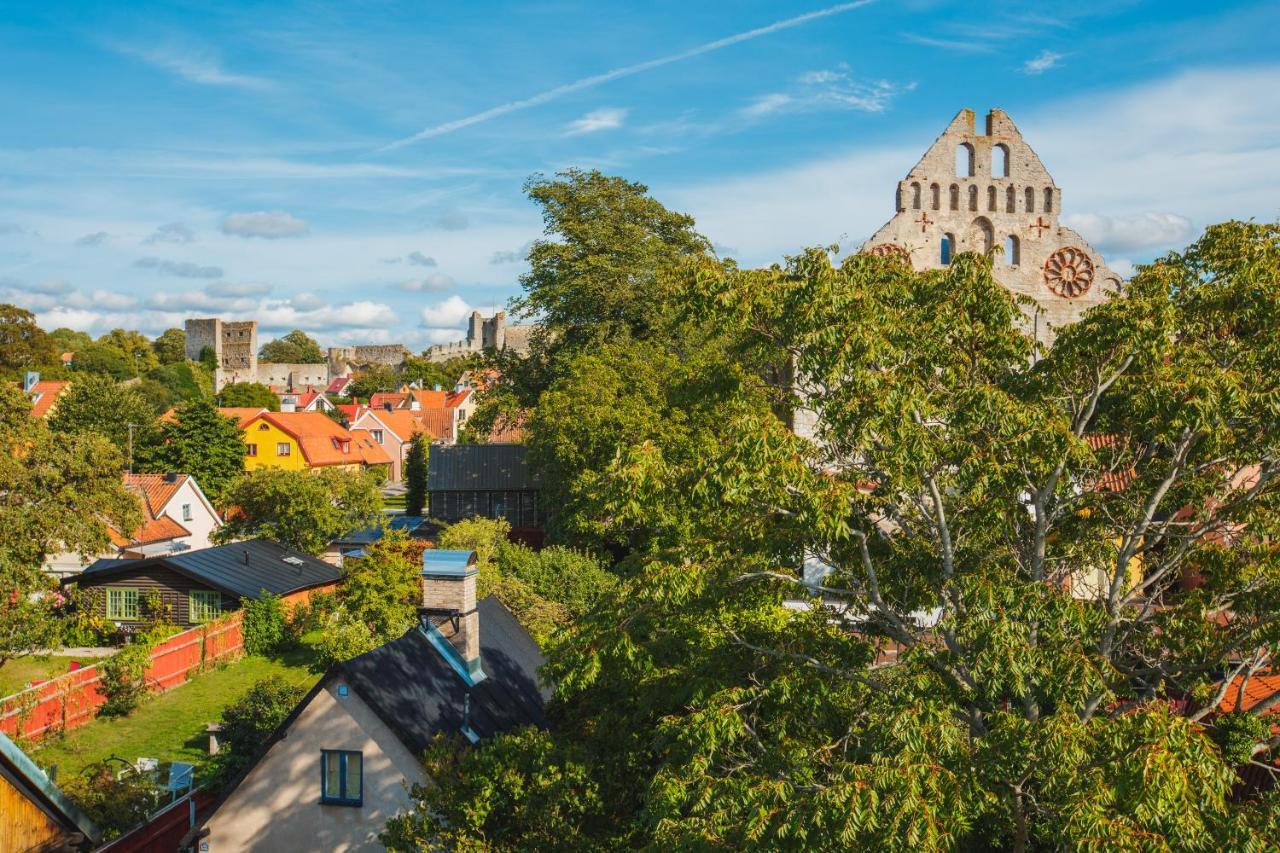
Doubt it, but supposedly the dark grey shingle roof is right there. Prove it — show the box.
[427,444,540,492]
[339,597,548,753]
[73,539,341,599]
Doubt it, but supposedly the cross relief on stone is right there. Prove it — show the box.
[1030,216,1051,238]
[915,212,933,232]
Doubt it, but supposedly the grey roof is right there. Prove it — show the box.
[427,443,540,492]
[339,597,549,753]
[71,539,341,599]
[331,515,427,547]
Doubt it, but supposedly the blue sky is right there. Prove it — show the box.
[1,0,1277,348]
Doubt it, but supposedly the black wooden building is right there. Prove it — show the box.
[428,444,545,540]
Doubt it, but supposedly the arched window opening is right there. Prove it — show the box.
[896,186,904,212]
[941,233,955,265]
[1044,187,1054,213]
[968,185,978,211]
[987,185,997,212]
[992,144,1010,178]
[956,143,975,177]
[1025,186,1035,213]
[1006,186,1016,213]
[949,184,959,210]
[973,218,994,255]
[930,183,940,210]
[1004,235,1020,266]
[911,182,922,210]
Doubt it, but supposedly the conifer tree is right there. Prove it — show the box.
[404,435,428,516]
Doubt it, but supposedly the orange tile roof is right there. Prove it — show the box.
[417,408,455,442]
[363,409,429,443]
[107,473,194,547]
[125,473,187,516]
[408,388,447,409]
[251,411,391,468]
[445,388,471,408]
[109,514,190,547]
[219,407,270,428]
[27,380,69,418]
[1217,672,1280,715]
[349,429,394,466]
[368,392,407,409]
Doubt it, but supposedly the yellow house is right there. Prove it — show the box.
[235,411,392,475]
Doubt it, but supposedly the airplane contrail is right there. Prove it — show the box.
[379,1,875,151]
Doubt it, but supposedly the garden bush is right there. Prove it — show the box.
[242,593,286,656]
[98,640,152,717]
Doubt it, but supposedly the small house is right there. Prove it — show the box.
[193,550,547,851]
[427,444,544,542]
[0,730,99,850]
[65,540,341,630]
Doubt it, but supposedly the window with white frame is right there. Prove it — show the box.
[277,442,291,456]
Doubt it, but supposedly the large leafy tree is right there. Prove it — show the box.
[149,400,246,504]
[98,329,159,376]
[217,381,280,411]
[390,222,1280,849]
[151,328,187,365]
[259,329,325,364]
[215,467,382,554]
[0,304,56,374]
[0,384,140,669]
[340,528,421,641]
[49,373,162,468]
[347,364,399,400]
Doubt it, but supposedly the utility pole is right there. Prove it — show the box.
[126,422,135,475]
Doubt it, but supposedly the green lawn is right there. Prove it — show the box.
[384,493,407,509]
[0,655,84,699]
[34,643,320,781]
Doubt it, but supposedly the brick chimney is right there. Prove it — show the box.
[421,550,483,680]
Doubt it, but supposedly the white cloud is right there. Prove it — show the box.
[381,0,875,148]
[407,251,437,267]
[420,294,473,329]
[90,289,137,310]
[74,231,109,247]
[108,42,273,91]
[741,71,911,119]
[400,274,456,293]
[1023,50,1064,74]
[30,278,76,296]
[134,256,224,278]
[258,298,397,331]
[742,94,793,117]
[220,210,309,239]
[567,107,629,135]
[144,222,196,244]
[1062,213,1193,254]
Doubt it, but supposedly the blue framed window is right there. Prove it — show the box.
[320,750,362,806]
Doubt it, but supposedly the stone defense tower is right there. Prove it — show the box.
[863,108,1122,338]
[184,318,258,391]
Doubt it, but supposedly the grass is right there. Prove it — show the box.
[383,493,407,510]
[0,655,85,698]
[34,642,321,781]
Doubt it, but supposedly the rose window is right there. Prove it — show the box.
[1043,247,1095,298]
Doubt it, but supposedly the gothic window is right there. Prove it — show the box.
[1004,235,1020,266]
[973,218,994,254]
[930,183,940,210]
[1044,187,1054,213]
[956,143,975,177]
[993,144,1010,177]
[941,233,955,265]
[987,185,997,212]
[1006,186,1016,213]
[968,185,978,211]
[949,184,959,211]
[1025,186,1035,213]
[911,182,922,210]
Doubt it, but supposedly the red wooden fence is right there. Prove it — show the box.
[0,613,244,742]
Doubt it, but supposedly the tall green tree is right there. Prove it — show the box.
[347,364,399,400]
[151,328,187,364]
[390,223,1280,850]
[146,361,213,405]
[149,400,246,504]
[0,304,56,374]
[341,528,421,641]
[215,468,382,554]
[403,435,428,516]
[259,329,325,364]
[0,384,139,669]
[98,329,159,376]
[48,374,162,468]
[217,381,280,411]
[69,341,133,379]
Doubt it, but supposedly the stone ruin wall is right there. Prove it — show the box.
[255,362,332,390]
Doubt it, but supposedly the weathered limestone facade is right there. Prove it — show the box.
[184,318,260,390]
[423,310,536,362]
[863,108,1122,338]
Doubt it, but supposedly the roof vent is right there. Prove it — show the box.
[283,556,305,566]
[164,472,178,483]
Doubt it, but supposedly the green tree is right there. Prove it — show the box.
[48,373,162,467]
[259,329,325,364]
[0,304,56,374]
[206,676,307,788]
[393,223,1280,849]
[135,377,174,414]
[151,327,187,364]
[47,327,93,355]
[347,364,399,400]
[146,360,213,405]
[149,399,246,503]
[61,763,163,842]
[216,468,382,554]
[341,528,421,641]
[98,329,159,376]
[400,355,472,390]
[403,435,428,515]
[217,381,280,411]
[69,341,133,379]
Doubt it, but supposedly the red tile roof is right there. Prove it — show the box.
[125,473,187,516]
[1217,672,1280,715]
[108,473,194,547]
[368,392,407,409]
[27,380,69,418]
[325,376,352,395]
[218,407,270,428]
[417,409,455,442]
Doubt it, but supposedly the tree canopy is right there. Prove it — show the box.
[388,221,1280,850]
[48,374,162,468]
[149,400,246,504]
[152,328,187,364]
[215,467,382,554]
[259,329,325,364]
[0,304,56,375]
[217,381,280,411]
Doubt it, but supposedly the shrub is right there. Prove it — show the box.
[313,609,378,670]
[498,544,617,618]
[206,675,307,789]
[242,593,286,656]
[61,762,163,841]
[342,529,420,643]
[438,516,511,566]
[98,640,152,717]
